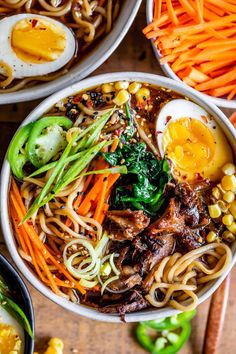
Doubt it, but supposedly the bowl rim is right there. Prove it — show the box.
[0,253,35,353]
[0,0,142,105]
[146,0,236,109]
[1,71,236,323]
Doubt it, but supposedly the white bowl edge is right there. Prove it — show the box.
[146,0,236,109]
[0,0,142,105]
[1,72,236,323]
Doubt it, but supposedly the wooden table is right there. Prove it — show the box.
[0,2,235,353]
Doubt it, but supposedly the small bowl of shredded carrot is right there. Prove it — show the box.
[144,0,236,109]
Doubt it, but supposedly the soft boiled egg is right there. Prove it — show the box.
[156,99,234,182]
[0,14,76,80]
[0,306,24,354]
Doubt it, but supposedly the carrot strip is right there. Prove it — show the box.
[195,67,236,91]
[229,112,236,128]
[178,0,196,16]
[206,0,236,12]
[183,66,210,83]
[227,87,236,100]
[77,175,104,215]
[74,174,93,209]
[10,205,28,254]
[200,59,235,74]
[154,0,162,19]
[209,68,232,78]
[166,0,179,25]
[10,181,85,294]
[204,1,225,16]
[209,83,236,97]
[195,0,204,23]
[182,77,197,87]
[110,137,119,153]
[93,177,108,222]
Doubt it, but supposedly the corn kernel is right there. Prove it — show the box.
[208,204,221,218]
[221,175,236,191]
[114,81,129,90]
[222,163,236,175]
[101,83,114,94]
[223,191,235,203]
[227,222,236,235]
[206,231,217,243]
[212,187,221,200]
[135,87,150,103]
[222,230,236,242]
[230,200,236,218]
[44,338,64,354]
[218,200,229,213]
[113,89,129,106]
[217,183,226,194]
[222,214,234,226]
[128,82,142,94]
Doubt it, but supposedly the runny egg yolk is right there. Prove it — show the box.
[11,18,66,64]
[162,117,233,182]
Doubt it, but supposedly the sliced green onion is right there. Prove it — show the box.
[101,275,119,295]
[80,165,127,177]
[109,253,120,276]
[95,232,109,256]
[79,279,98,288]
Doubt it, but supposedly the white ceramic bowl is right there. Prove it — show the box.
[1,72,236,322]
[146,0,236,109]
[0,0,141,105]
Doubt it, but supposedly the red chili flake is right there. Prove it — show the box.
[155,130,163,135]
[195,172,203,181]
[73,95,83,103]
[165,115,172,124]
[86,100,93,109]
[32,19,38,28]
[114,129,122,137]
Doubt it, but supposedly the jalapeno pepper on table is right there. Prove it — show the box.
[136,310,196,354]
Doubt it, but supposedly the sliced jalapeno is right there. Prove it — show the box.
[143,310,196,330]
[136,321,191,354]
[26,116,73,168]
[8,122,34,180]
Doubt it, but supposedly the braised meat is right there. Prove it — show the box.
[106,209,150,241]
[100,290,148,317]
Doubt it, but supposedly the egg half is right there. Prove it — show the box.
[156,99,234,182]
[0,14,76,80]
[0,306,24,353]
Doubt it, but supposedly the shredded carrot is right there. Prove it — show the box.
[229,112,236,128]
[74,173,93,209]
[143,1,236,99]
[77,175,104,216]
[227,87,236,100]
[209,84,236,97]
[97,203,109,225]
[10,180,86,295]
[195,67,236,91]
[93,176,108,221]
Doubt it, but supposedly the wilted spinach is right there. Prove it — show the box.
[103,142,170,215]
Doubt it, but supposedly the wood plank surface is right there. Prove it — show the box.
[0,2,235,353]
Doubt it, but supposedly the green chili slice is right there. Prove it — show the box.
[8,122,34,180]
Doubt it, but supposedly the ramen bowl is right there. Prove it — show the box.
[1,72,236,322]
[146,0,236,110]
[0,253,35,353]
[0,0,141,105]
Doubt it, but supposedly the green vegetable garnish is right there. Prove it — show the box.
[136,311,196,354]
[0,276,33,338]
[103,142,170,215]
[8,122,34,180]
[26,116,73,168]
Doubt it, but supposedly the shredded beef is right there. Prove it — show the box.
[106,209,150,241]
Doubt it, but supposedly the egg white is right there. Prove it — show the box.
[0,14,76,78]
[0,306,24,353]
